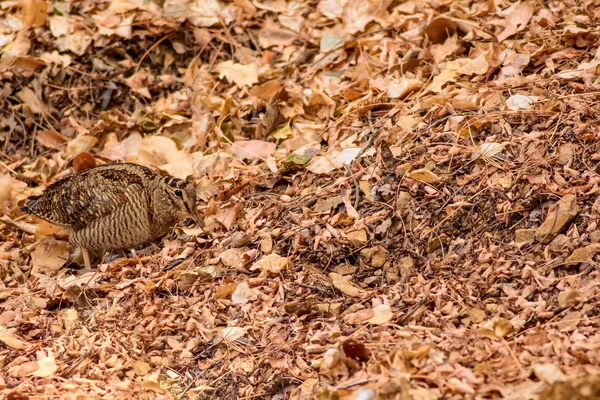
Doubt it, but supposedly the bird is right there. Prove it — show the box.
[21,162,198,270]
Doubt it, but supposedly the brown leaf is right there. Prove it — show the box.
[329,272,364,297]
[0,326,28,350]
[231,140,276,160]
[17,87,48,115]
[423,17,457,44]
[22,0,49,28]
[536,194,579,244]
[215,61,259,88]
[31,238,70,275]
[342,340,370,361]
[36,129,68,149]
[497,2,534,42]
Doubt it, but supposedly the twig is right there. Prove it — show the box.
[296,282,328,293]
[343,111,380,211]
[0,159,18,175]
[61,351,97,378]
[135,32,175,73]
[344,164,361,211]
[0,216,36,235]
[397,298,429,325]
[354,110,380,160]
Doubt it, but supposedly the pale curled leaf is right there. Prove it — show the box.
[217,326,246,342]
[497,2,534,42]
[17,87,47,115]
[30,355,58,377]
[31,238,70,275]
[0,325,28,350]
[231,140,276,160]
[231,281,256,304]
[408,169,441,184]
[506,94,538,110]
[249,253,288,276]
[367,304,393,325]
[215,60,258,88]
[329,272,364,297]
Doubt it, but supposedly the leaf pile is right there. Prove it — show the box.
[2,0,600,399]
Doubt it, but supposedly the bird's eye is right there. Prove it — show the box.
[174,189,183,198]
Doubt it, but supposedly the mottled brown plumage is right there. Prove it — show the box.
[22,163,198,270]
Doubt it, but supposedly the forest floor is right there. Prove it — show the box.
[2,0,600,399]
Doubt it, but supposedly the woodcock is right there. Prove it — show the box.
[22,162,198,270]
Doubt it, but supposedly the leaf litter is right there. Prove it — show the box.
[1,0,600,399]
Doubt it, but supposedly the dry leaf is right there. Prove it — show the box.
[250,253,288,276]
[231,140,276,160]
[506,94,538,110]
[215,60,259,88]
[0,325,28,350]
[497,2,534,42]
[31,238,70,274]
[30,353,58,377]
[66,135,98,158]
[36,130,68,149]
[408,169,441,184]
[217,326,246,342]
[367,304,393,325]
[329,272,364,297]
[17,87,47,115]
[231,282,256,304]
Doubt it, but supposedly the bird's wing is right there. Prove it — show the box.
[24,165,151,231]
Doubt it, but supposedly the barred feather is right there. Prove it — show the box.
[22,163,197,251]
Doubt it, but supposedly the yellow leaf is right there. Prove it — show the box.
[408,169,441,184]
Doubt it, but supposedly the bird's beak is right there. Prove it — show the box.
[190,207,202,226]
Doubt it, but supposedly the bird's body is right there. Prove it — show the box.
[22,162,197,269]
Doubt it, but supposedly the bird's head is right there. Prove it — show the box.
[159,176,199,223]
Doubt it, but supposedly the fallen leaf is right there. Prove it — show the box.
[346,230,368,247]
[408,169,441,184]
[231,140,276,160]
[250,253,288,276]
[36,129,68,149]
[215,60,259,88]
[17,87,47,115]
[329,272,364,297]
[231,281,256,304]
[367,304,393,325]
[31,238,70,275]
[30,354,58,377]
[0,326,28,350]
[556,311,582,332]
[66,135,98,158]
[497,2,534,42]
[217,326,246,342]
[507,94,538,110]
[533,363,567,385]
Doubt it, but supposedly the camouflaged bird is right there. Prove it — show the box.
[22,162,198,270]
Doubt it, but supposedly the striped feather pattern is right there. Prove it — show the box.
[23,162,197,251]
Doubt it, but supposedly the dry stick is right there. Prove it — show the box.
[344,111,380,210]
[355,110,380,160]
[344,164,361,211]
[135,32,175,73]
[0,159,18,175]
[61,350,97,378]
[397,298,429,325]
[0,216,36,235]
